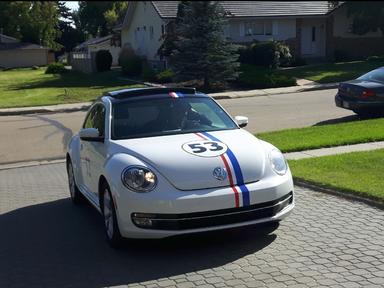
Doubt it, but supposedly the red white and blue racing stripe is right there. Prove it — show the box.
[169,91,184,98]
[195,132,251,208]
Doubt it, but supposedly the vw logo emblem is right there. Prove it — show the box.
[213,167,227,181]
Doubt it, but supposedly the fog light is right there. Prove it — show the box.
[132,213,154,227]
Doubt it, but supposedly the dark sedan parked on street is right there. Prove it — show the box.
[335,67,384,116]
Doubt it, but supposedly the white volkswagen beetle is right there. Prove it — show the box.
[66,87,294,246]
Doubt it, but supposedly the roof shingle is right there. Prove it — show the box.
[151,1,340,19]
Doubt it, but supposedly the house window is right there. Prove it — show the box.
[245,22,252,36]
[252,22,264,35]
[150,26,154,40]
[243,21,272,36]
[265,22,272,35]
[312,26,316,41]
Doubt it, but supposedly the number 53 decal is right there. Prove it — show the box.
[182,140,228,157]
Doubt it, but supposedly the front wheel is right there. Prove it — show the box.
[101,182,123,248]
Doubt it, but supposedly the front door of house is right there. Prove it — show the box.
[301,25,317,56]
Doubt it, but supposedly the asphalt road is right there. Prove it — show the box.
[0,88,357,164]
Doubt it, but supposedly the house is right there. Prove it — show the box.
[0,34,54,68]
[120,1,384,67]
[72,34,121,66]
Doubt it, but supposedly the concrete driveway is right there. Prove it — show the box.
[1,163,383,288]
[0,88,357,164]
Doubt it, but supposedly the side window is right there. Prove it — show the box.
[93,105,106,137]
[83,106,97,129]
[82,104,106,137]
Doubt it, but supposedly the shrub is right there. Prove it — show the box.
[366,55,384,62]
[156,69,175,83]
[237,64,296,89]
[141,62,157,81]
[45,62,67,74]
[334,50,350,62]
[95,50,112,72]
[239,41,292,68]
[118,47,143,76]
[290,57,307,67]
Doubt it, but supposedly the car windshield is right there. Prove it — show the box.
[111,96,238,140]
[358,68,384,84]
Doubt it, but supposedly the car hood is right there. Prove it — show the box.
[111,129,267,190]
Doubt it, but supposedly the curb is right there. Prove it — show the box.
[294,178,384,210]
[0,158,65,171]
[0,103,92,116]
[0,83,338,116]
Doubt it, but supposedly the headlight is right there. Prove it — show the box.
[122,166,157,192]
[269,149,287,176]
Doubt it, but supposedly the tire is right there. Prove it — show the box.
[67,160,84,205]
[101,182,123,248]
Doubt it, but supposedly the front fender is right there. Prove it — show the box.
[67,135,82,182]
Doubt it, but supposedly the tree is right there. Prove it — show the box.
[0,1,62,50]
[104,2,128,31]
[56,1,85,53]
[169,1,239,89]
[344,1,384,36]
[158,1,189,59]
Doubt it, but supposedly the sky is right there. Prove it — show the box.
[64,1,79,12]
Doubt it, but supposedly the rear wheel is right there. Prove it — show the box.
[101,182,123,248]
[67,160,83,204]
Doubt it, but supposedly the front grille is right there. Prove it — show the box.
[132,191,293,230]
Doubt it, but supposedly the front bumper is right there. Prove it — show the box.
[112,171,294,239]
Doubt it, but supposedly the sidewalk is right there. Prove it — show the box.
[0,141,383,171]
[0,81,338,116]
[284,141,384,160]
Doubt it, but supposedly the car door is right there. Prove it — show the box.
[79,105,97,193]
[85,104,107,196]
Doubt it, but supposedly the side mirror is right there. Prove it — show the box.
[235,116,248,128]
[79,128,104,142]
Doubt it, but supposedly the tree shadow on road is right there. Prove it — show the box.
[0,199,277,287]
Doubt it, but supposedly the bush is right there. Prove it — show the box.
[141,62,157,81]
[118,47,143,76]
[290,57,307,67]
[334,50,351,62]
[95,50,112,72]
[366,55,384,62]
[156,69,175,83]
[239,41,292,68]
[237,64,296,89]
[45,62,67,74]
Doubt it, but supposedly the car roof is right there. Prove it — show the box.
[104,87,208,100]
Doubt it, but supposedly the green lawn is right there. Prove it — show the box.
[0,67,143,108]
[279,59,384,83]
[257,117,384,153]
[289,149,384,202]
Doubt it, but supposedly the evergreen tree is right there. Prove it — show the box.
[169,1,239,89]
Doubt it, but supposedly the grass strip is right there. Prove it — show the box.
[288,149,384,202]
[257,117,384,153]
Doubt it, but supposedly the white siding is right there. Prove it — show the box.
[0,49,48,68]
[333,6,381,38]
[228,18,296,43]
[121,2,165,61]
